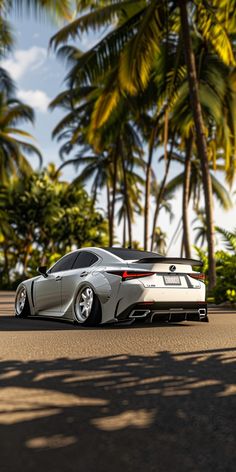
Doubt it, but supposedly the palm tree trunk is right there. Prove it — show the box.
[120,143,132,246]
[23,233,33,276]
[179,0,216,289]
[144,126,157,250]
[182,135,193,258]
[123,211,126,247]
[167,217,182,254]
[106,182,112,244]
[150,133,175,250]
[110,147,118,246]
[3,245,10,286]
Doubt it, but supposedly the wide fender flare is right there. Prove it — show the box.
[80,271,112,304]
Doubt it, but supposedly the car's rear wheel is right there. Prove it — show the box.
[74,286,102,326]
[15,286,30,318]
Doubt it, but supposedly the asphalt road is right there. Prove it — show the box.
[0,292,235,472]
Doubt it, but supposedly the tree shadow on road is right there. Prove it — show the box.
[0,349,235,472]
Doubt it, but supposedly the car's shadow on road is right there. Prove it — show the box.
[0,316,78,331]
[0,315,196,331]
[0,348,235,472]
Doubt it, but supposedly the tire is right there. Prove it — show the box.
[15,285,31,318]
[74,285,102,326]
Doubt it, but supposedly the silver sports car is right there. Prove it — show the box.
[15,247,208,325]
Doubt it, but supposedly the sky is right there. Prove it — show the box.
[1,12,236,254]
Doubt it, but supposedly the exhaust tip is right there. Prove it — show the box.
[129,309,150,319]
[198,308,206,319]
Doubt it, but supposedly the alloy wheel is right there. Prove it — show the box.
[75,287,94,323]
[16,286,27,316]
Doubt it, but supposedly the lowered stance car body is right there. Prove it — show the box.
[15,247,208,325]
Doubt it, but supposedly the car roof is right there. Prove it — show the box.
[57,247,162,264]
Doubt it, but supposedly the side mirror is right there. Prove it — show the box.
[37,266,48,278]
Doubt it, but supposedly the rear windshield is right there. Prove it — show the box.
[103,247,161,260]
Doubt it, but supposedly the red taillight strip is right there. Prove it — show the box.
[188,273,205,281]
[107,270,154,281]
[122,271,154,280]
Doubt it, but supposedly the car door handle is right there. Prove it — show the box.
[55,276,62,281]
[80,271,88,277]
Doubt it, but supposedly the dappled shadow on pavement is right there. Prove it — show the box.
[0,349,235,472]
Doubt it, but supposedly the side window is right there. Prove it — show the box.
[72,251,98,269]
[50,252,79,273]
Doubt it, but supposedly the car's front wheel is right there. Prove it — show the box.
[15,286,30,318]
[74,286,102,326]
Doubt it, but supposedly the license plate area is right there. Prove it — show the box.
[163,275,181,285]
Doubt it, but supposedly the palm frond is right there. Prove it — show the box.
[0,103,34,127]
[216,226,236,252]
[14,141,43,167]
[50,1,142,49]
[165,172,185,193]
[210,173,233,210]
[119,1,165,94]
[196,3,235,66]
[90,71,121,130]
[0,67,15,95]
[12,0,72,22]
[60,7,146,87]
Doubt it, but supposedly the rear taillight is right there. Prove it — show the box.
[107,270,154,281]
[188,273,205,281]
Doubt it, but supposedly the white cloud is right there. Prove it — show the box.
[1,46,47,80]
[17,89,50,113]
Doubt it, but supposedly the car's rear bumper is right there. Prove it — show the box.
[116,301,208,323]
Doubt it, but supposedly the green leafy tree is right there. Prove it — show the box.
[0,165,108,286]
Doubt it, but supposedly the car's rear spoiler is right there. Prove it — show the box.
[133,257,203,266]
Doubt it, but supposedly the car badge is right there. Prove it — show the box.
[169,265,176,272]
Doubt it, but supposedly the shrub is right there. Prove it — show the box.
[212,252,236,304]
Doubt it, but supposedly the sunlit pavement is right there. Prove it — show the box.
[0,292,235,472]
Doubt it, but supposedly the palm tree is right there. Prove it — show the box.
[154,41,236,256]
[175,49,236,255]
[192,209,208,248]
[50,1,236,286]
[51,6,180,251]
[152,227,167,255]
[166,157,233,253]
[0,185,16,285]
[58,152,115,239]
[51,79,145,246]
[116,168,144,247]
[150,130,177,251]
[0,0,72,178]
[150,177,174,249]
[0,89,42,181]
